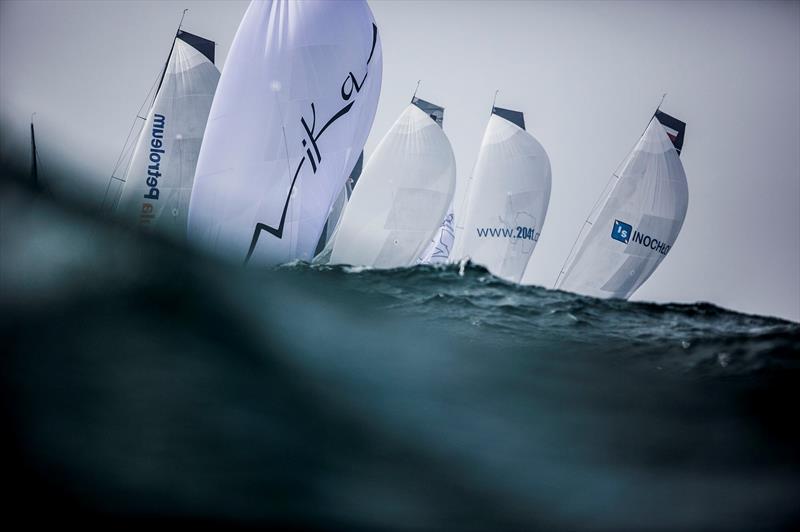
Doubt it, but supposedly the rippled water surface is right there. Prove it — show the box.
[2,177,799,530]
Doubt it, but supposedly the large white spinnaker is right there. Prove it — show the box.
[114,30,219,238]
[187,0,382,265]
[555,110,688,299]
[329,96,456,268]
[450,107,551,283]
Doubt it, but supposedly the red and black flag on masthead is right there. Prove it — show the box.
[654,109,686,156]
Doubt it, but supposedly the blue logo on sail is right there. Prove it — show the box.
[611,219,632,244]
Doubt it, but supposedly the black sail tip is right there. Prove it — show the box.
[176,30,216,64]
[412,96,445,128]
[492,106,525,130]
[654,109,686,155]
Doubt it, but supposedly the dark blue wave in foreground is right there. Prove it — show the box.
[285,261,799,376]
[2,174,799,531]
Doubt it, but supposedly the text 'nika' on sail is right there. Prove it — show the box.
[555,109,688,300]
[109,27,219,239]
[328,95,456,268]
[187,0,382,266]
[450,105,552,284]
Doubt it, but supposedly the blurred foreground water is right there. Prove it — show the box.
[1,171,799,530]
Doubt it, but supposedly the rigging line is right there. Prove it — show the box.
[102,70,161,211]
[554,110,654,288]
[178,8,188,31]
[153,9,186,101]
[492,89,499,111]
[110,67,162,178]
[412,80,421,101]
[553,171,622,288]
[656,92,667,113]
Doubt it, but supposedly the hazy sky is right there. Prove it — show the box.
[1,0,798,321]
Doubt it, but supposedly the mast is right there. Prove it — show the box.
[155,9,188,96]
[30,114,38,188]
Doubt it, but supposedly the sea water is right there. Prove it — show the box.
[2,175,798,530]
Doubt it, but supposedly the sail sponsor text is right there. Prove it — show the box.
[140,113,166,225]
[476,225,539,242]
[611,219,672,255]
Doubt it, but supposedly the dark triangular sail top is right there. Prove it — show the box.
[412,96,444,128]
[654,109,686,155]
[177,30,215,64]
[492,106,525,130]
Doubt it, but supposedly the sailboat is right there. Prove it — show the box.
[450,104,552,284]
[554,108,688,299]
[327,94,456,268]
[187,0,383,266]
[104,15,219,239]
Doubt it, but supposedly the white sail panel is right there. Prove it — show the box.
[451,110,551,283]
[555,112,688,299]
[329,102,456,268]
[115,34,219,238]
[187,0,382,265]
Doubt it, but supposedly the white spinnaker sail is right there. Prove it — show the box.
[115,31,219,238]
[450,108,551,283]
[555,110,688,299]
[187,0,382,265]
[329,98,456,268]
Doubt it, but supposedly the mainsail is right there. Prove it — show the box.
[450,106,551,283]
[555,109,688,299]
[328,96,456,268]
[112,29,219,238]
[187,0,383,265]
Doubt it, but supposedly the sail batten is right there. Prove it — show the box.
[555,110,689,299]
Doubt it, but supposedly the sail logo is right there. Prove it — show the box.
[245,23,380,262]
[140,113,166,225]
[476,226,538,241]
[611,219,672,255]
[611,219,631,244]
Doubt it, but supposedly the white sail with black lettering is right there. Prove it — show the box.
[328,96,456,268]
[450,107,551,283]
[114,30,219,238]
[187,0,382,265]
[555,110,688,299]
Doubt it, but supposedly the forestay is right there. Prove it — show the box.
[329,97,456,268]
[115,30,219,238]
[187,0,382,265]
[555,110,688,299]
[450,107,551,283]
